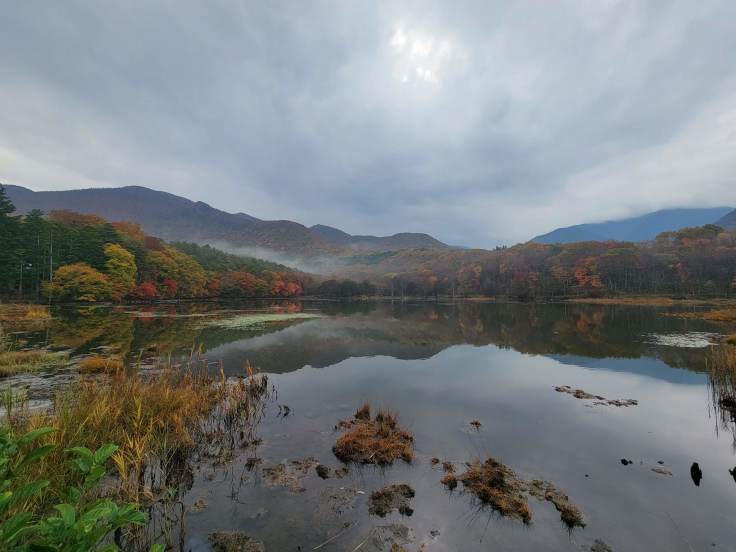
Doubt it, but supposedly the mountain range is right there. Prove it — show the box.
[4,184,448,258]
[6,183,736,260]
[532,207,735,244]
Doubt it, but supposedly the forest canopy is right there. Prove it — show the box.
[0,185,306,302]
[2,184,736,302]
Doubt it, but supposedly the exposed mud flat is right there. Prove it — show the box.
[588,540,613,552]
[262,457,319,493]
[208,532,265,551]
[318,486,364,517]
[555,385,638,407]
[357,524,414,552]
[369,484,415,517]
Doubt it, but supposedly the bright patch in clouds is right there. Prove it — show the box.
[390,25,455,85]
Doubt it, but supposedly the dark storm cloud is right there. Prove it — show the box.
[2,0,736,247]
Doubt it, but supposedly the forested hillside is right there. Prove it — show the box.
[0,185,306,302]
[339,226,736,299]
[5,184,448,257]
[3,184,736,302]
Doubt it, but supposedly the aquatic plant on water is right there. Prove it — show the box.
[205,312,322,330]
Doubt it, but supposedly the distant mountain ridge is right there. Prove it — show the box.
[3,184,448,258]
[532,207,734,244]
[716,208,736,230]
[310,224,446,250]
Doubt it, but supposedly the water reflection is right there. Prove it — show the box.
[5,301,724,376]
[4,300,736,550]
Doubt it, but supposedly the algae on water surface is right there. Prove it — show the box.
[205,313,322,330]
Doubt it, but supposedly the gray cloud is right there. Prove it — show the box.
[1,0,735,247]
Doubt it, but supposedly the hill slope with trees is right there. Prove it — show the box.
[5,184,448,258]
[0,185,306,302]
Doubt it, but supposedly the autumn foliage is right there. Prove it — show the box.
[0,185,306,302]
[339,225,736,299]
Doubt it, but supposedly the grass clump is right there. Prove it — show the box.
[445,458,532,524]
[7,359,271,511]
[709,344,736,437]
[441,456,585,529]
[672,306,736,323]
[0,350,69,377]
[0,304,51,322]
[526,479,585,529]
[333,403,414,465]
[77,355,125,373]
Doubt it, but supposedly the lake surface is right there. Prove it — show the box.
[5,300,736,551]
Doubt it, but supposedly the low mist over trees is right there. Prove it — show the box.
[0,185,305,302]
[2,183,736,302]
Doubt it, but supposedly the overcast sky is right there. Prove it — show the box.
[2,1,736,247]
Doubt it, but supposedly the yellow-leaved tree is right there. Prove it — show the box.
[104,243,137,301]
[45,263,113,302]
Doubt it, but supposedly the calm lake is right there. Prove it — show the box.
[5,300,736,551]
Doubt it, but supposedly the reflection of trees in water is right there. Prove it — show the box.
[50,306,135,356]
[45,301,317,362]
[205,301,720,376]
[359,302,717,372]
[43,301,721,376]
[708,345,736,444]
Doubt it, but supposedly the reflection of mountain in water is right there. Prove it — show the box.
[204,302,723,377]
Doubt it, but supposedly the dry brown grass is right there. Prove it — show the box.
[440,473,458,490]
[526,479,585,529]
[699,307,736,323]
[0,303,51,321]
[667,306,736,323]
[333,403,414,465]
[445,458,532,523]
[0,350,69,376]
[441,457,585,528]
[9,358,271,509]
[77,355,125,373]
[726,334,736,346]
[709,344,736,438]
[567,296,735,306]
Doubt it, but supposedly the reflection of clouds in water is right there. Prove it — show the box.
[645,332,722,348]
[209,318,348,353]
